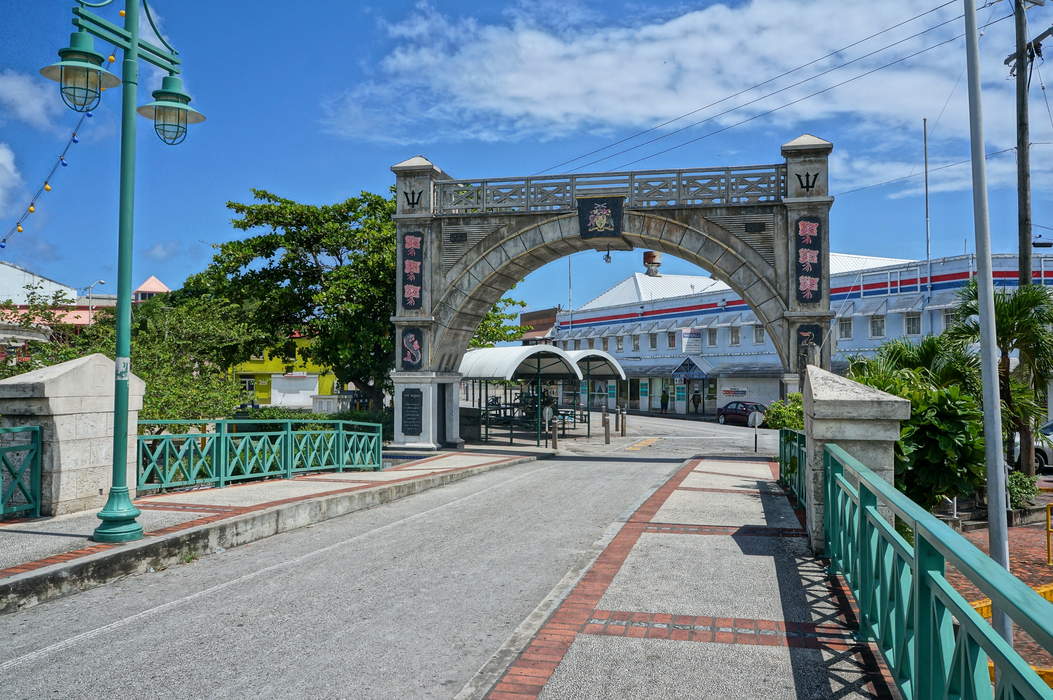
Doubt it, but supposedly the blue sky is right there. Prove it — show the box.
[0,0,1051,311]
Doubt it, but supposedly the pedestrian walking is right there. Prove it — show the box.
[691,389,701,415]
[660,388,669,414]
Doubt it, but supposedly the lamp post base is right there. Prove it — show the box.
[92,486,143,542]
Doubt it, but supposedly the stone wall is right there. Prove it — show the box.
[0,354,144,516]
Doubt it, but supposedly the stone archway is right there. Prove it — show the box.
[390,135,834,448]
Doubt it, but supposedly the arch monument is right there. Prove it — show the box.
[390,134,834,448]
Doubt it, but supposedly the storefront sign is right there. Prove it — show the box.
[794,216,823,303]
[401,388,423,436]
[721,388,748,397]
[576,196,623,239]
[401,231,424,310]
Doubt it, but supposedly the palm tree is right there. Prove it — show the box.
[946,280,1053,475]
[862,335,981,395]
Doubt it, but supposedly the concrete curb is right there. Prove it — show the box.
[0,455,539,615]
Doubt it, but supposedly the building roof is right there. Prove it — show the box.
[563,349,626,380]
[575,253,914,311]
[458,345,582,380]
[135,276,170,294]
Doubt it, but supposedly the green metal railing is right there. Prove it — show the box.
[778,428,807,505]
[824,443,1053,699]
[0,426,42,519]
[137,419,383,492]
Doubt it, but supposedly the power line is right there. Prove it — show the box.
[570,6,1001,173]
[835,146,1016,196]
[614,12,1014,170]
[535,0,985,175]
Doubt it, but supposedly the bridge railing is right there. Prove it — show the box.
[435,164,786,215]
[777,428,807,506]
[0,426,41,519]
[137,419,383,492]
[824,442,1053,699]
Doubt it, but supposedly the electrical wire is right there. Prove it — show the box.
[835,147,1017,196]
[612,12,1014,170]
[534,0,968,175]
[571,8,991,173]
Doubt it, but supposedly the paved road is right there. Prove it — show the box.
[0,454,684,699]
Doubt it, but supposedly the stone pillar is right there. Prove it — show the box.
[781,135,835,375]
[803,365,910,553]
[0,354,145,516]
[390,155,458,449]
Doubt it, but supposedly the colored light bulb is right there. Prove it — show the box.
[44,183,52,192]
[85,112,93,118]
[0,241,6,249]
[60,158,68,167]
[119,9,126,16]
[72,133,79,144]
[28,204,34,213]
[16,225,23,233]
[108,55,116,64]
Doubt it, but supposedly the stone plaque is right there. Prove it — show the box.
[401,388,423,436]
[401,231,424,310]
[401,327,423,371]
[794,217,823,304]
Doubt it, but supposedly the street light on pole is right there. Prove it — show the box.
[40,0,205,543]
[83,279,105,323]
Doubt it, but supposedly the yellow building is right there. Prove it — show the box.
[234,339,339,407]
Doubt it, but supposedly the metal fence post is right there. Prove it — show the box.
[30,426,41,519]
[912,532,945,698]
[284,421,294,479]
[216,421,228,488]
[374,423,382,470]
[337,422,346,472]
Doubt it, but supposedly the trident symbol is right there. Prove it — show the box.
[796,172,819,192]
[403,189,423,207]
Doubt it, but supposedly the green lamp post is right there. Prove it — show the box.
[40,0,205,543]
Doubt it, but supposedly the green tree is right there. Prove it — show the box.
[945,280,1053,475]
[0,292,247,425]
[469,296,530,349]
[184,189,397,410]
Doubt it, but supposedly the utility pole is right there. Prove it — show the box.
[923,119,932,296]
[1005,4,1050,285]
[965,0,1013,644]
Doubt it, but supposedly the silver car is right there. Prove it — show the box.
[1014,420,1053,470]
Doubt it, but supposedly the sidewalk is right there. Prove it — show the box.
[481,456,897,699]
[0,448,548,612]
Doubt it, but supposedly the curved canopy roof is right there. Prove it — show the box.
[458,345,582,381]
[563,349,627,380]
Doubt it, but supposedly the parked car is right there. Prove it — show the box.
[716,400,767,426]
[1012,419,1052,470]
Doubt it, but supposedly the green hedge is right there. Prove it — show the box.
[232,406,393,442]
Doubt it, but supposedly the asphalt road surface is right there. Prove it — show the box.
[0,417,775,698]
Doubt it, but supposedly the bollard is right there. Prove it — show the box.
[550,418,559,450]
[620,408,627,437]
[603,412,611,445]
[614,408,620,432]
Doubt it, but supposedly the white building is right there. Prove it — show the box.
[0,261,77,304]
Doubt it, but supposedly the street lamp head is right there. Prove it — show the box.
[39,31,120,113]
[136,75,205,145]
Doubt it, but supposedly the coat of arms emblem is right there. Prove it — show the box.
[586,202,615,233]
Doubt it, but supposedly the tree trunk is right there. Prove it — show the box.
[1020,422,1036,476]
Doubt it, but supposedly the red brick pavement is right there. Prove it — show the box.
[485,458,895,699]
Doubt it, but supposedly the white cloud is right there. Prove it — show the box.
[143,240,182,261]
[0,143,23,215]
[323,0,1042,191]
[0,70,61,130]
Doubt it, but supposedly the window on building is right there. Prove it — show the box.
[838,318,853,340]
[869,315,885,338]
[667,331,676,348]
[753,325,765,344]
[587,338,595,349]
[574,339,581,350]
[239,376,255,393]
[615,336,624,352]
[632,335,640,351]
[729,326,740,346]
[601,337,609,351]
[706,328,717,346]
[943,308,955,330]
[904,313,921,336]
[649,333,657,349]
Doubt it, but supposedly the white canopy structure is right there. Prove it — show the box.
[563,349,627,380]
[458,345,583,381]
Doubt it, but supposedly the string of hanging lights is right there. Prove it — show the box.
[1,38,122,251]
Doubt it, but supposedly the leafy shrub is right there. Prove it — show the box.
[1007,471,1039,509]
[848,365,986,512]
[764,393,804,430]
[232,405,392,441]
[333,408,393,442]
